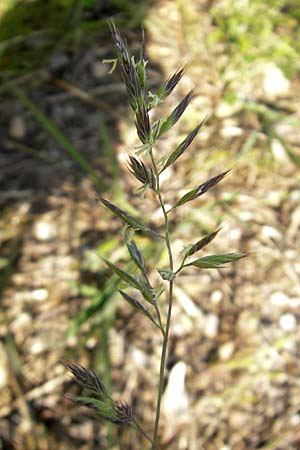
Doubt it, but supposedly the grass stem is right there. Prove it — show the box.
[150,150,174,450]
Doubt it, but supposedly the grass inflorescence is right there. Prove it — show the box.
[64,19,246,449]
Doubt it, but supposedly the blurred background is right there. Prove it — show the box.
[1,0,300,449]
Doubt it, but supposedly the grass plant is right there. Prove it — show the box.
[65,20,246,449]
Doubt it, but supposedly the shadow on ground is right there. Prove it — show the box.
[0,1,159,449]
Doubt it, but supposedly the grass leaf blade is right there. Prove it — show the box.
[103,259,141,290]
[99,197,162,238]
[163,120,205,171]
[185,252,247,269]
[183,228,222,258]
[119,290,160,328]
[175,169,230,207]
[126,239,147,278]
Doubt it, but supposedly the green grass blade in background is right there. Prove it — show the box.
[98,111,119,180]
[12,87,105,190]
[63,277,120,341]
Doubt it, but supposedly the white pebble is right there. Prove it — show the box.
[163,361,189,418]
[271,139,290,164]
[229,410,249,429]
[10,312,32,333]
[221,125,243,138]
[30,340,46,355]
[86,337,97,349]
[216,100,243,118]
[279,313,296,332]
[9,116,27,139]
[203,314,219,338]
[270,292,289,307]
[34,220,56,241]
[261,225,281,241]
[227,227,242,242]
[0,344,8,389]
[218,341,235,361]
[262,63,290,98]
[211,290,223,304]
[131,347,147,367]
[174,286,202,319]
[31,288,48,302]
[290,414,300,426]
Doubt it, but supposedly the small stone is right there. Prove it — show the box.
[9,116,27,139]
[34,219,56,241]
[237,210,254,221]
[237,311,259,335]
[203,314,219,338]
[69,420,93,439]
[91,61,108,78]
[86,337,97,349]
[31,288,48,302]
[131,347,148,367]
[271,139,290,164]
[0,344,8,389]
[270,292,289,307]
[10,312,32,333]
[163,361,189,418]
[261,225,281,242]
[216,99,243,118]
[279,313,296,332]
[265,190,283,206]
[290,414,300,426]
[290,190,300,201]
[109,330,124,366]
[218,341,235,361]
[227,227,242,242]
[174,286,202,319]
[66,336,78,348]
[220,124,243,138]
[229,410,250,429]
[211,290,223,304]
[30,340,46,355]
[262,63,290,98]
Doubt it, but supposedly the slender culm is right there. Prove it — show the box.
[64,20,246,449]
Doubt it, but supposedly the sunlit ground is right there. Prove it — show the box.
[1,0,300,449]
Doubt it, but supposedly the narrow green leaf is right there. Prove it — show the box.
[126,239,147,277]
[104,259,153,304]
[119,290,159,328]
[175,169,230,207]
[103,259,141,290]
[182,228,221,258]
[163,120,205,170]
[161,68,185,99]
[185,252,247,269]
[136,58,148,95]
[151,117,170,141]
[152,90,194,141]
[175,187,199,208]
[150,68,185,109]
[286,148,300,168]
[99,197,162,239]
